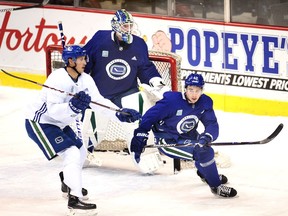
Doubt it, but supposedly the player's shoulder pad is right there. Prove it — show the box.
[199,94,213,109]
[49,68,66,79]
[162,91,182,102]
[45,68,68,86]
[81,73,95,85]
[132,34,147,45]
[94,30,112,39]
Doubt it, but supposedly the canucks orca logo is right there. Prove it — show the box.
[106,59,131,80]
[176,115,199,134]
[55,136,64,144]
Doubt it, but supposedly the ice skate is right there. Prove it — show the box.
[197,170,228,184]
[210,185,237,198]
[67,194,97,216]
[59,172,89,200]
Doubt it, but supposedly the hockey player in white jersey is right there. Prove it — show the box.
[130,73,237,198]
[82,9,170,173]
[25,45,141,215]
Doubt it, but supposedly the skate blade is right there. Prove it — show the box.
[62,193,89,200]
[212,194,239,199]
[67,208,98,216]
[211,190,239,199]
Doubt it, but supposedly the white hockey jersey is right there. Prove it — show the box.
[25,68,120,129]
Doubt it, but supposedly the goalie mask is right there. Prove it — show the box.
[111,9,134,44]
[185,73,205,88]
[62,45,88,65]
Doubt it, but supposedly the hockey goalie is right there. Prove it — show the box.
[79,9,170,174]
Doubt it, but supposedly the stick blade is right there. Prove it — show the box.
[259,123,284,144]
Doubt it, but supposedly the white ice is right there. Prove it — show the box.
[0,86,287,216]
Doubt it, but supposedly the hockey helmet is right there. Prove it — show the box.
[62,45,87,65]
[111,9,134,44]
[185,73,205,88]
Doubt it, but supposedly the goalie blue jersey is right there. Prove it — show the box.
[139,91,219,142]
[83,30,161,100]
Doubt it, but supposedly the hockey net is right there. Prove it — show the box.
[45,45,182,151]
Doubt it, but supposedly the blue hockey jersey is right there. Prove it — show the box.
[83,30,161,100]
[139,91,219,142]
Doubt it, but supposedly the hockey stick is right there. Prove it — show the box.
[0,69,129,115]
[0,0,50,12]
[58,21,66,49]
[145,123,284,148]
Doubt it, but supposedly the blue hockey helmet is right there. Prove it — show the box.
[111,9,134,44]
[185,73,205,88]
[62,45,87,65]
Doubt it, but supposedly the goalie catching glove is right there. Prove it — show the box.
[116,108,141,123]
[130,128,149,163]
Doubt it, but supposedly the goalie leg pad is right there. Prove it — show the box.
[131,151,164,174]
[82,109,98,149]
[179,150,232,169]
[83,152,103,168]
[122,92,166,174]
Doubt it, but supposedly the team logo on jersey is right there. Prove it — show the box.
[55,136,64,144]
[176,115,199,134]
[106,59,131,80]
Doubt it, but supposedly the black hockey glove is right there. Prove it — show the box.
[130,128,149,163]
[116,108,141,123]
[69,91,91,114]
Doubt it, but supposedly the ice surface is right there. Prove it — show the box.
[0,86,287,216]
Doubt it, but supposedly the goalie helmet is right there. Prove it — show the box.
[111,9,134,44]
[185,73,205,88]
[62,45,87,65]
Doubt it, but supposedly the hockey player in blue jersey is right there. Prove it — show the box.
[25,45,141,215]
[130,73,238,198]
[81,9,169,173]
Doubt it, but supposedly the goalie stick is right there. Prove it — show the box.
[0,69,130,115]
[145,123,284,148]
[0,0,50,12]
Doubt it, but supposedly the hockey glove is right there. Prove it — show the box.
[116,108,141,123]
[193,133,213,161]
[198,133,212,147]
[69,91,91,114]
[130,128,149,163]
